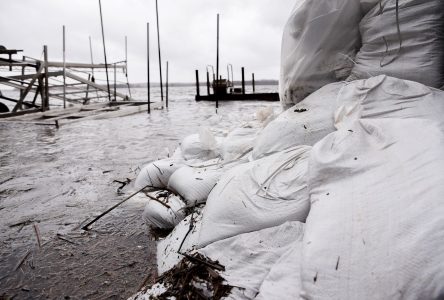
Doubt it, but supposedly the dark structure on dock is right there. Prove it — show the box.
[194,68,279,102]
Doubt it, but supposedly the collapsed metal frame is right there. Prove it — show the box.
[0,46,134,118]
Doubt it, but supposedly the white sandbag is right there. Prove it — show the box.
[157,211,203,275]
[255,234,304,300]
[167,166,223,207]
[180,128,220,161]
[134,159,184,190]
[255,106,275,126]
[301,118,444,299]
[334,75,444,131]
[360,0,379,14]
[198,145,311,248]
[221,127,258,161]
[199,221,305,299]
[142,193,186,229]
[350,0,444,88]
[129,283,168,300]
[280,0,361,108]
[253,82,342,160]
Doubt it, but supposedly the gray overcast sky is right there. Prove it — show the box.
[0,0,294,83]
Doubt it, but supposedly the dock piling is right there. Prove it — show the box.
[206,71,210,95]
[155,0,164,108]
[166,61,169,108]
[252,73,255,93]
[147,22,150,114]
[241,67,245,94]
[63,25,66,109]
[43,45,49,111]
[195,70,200,97]
[98,0,112,102]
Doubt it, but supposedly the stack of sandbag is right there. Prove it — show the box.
[255,230,304,300]
[134,158,184,190]
[157,211,203,275]
[198,145,311,248]
[167,158,246,208]
[180,127,221,161]
[168,166,222,207]
[350,0,444,88]
[252,82,342,159]
[221,127,259,161]
[280,0,361,108]
[334,75,444,130]
[199,222,304,299]
[301,76,444,299]
[141,192,187,229]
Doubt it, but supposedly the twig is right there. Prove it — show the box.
[56,233,78,245]
[179,252,225,272]
[33,223,42,248]
[145,193,171,209]
[137,272,153,292]
[14,249,31,271]
[177,213,196,254]
[81,185,150,231]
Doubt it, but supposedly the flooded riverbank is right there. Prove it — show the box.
[0,85,280,299]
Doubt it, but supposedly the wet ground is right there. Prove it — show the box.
[0,86,280,299]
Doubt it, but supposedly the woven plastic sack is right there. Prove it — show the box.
[350,0,444,88]
[280,0,361,108]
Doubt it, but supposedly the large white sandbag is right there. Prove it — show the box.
[134,159,184,189]
[360,0,380,14]
[280,0,361,108]
[221,127,258,161]
[255,233,304,300]
[301,118,444,299]
[157,211,203,275]
[180,128,220,161]
[142,193,186,229]
[334,75,444,131]
[199,221,305,299]
[198,146,311,248]
[350,0,444,88]
[253,83,342,160]
[168,166,223,207]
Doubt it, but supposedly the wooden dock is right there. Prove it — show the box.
[0,101,160,126]
[195,92,279,102]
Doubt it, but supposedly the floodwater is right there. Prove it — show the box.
[0,85,280,299]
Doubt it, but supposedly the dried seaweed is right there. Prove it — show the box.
[150,253,232,300]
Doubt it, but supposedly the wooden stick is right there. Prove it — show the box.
[14,249,31,271]
[82,185,149,231]
[33,223,42,248]
[155,0,164,107]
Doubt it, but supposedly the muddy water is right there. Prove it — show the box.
[0,86,280,299]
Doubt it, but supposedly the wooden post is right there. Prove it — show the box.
[147,22,150,114]
[125,35,132,98]
[155,0,164,108]
[20,56,25,101]
[241,67,245,94]
[206,71,210,95]
[98,0,112,102]
[43,45,49,111]
[89,36,99,101]
[63,25,66,109]
[195,70,200,96]
[166,61,169,108]
[113,63,117,101]
[216,14,220,83]
[252,73,255,93]
[83,74,91,104]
